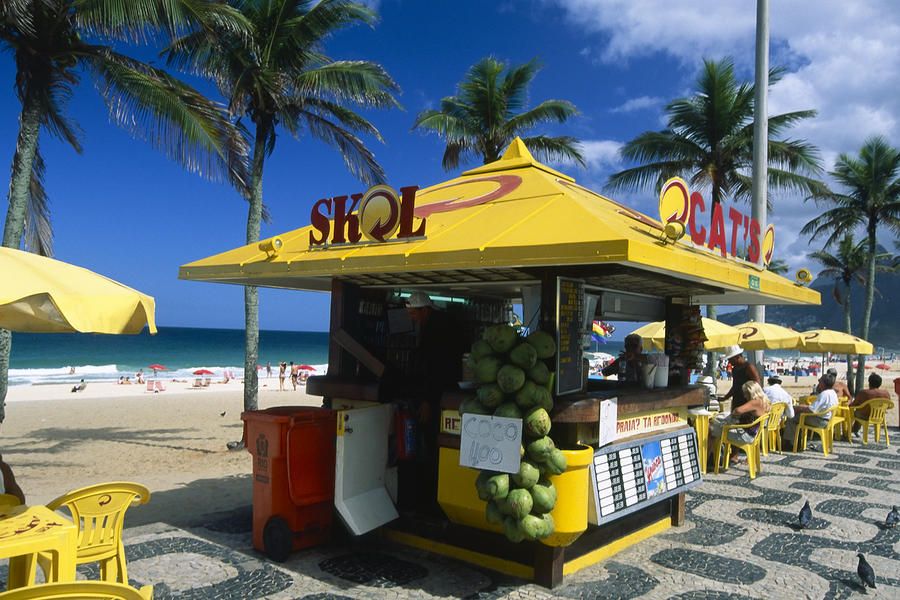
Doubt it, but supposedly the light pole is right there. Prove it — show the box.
[749,0,769,369]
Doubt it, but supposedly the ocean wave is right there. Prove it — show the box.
[8,362,329,387]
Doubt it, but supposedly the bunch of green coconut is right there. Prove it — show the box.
[460,324,568,543]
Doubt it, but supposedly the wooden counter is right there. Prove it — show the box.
[441,385,706,420]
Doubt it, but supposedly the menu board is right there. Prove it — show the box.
[555,277,585,396]
[589,427,701,525]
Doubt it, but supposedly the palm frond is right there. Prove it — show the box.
[84,46,250,195]
[294,61,400,108]
[298,109,385,185]
[504,100,579,135]
[521,135,585,167]
[23,145,52,257]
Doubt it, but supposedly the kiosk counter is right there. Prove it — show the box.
[180,139,819,587]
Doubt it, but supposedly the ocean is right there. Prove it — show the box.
[8,327,330,387]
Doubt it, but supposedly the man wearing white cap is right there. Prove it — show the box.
[721,345,760,411]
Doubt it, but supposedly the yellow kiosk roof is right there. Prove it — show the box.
[180,139,819,307]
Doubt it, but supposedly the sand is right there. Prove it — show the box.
[0,378,322,527]
[2,364,896,529]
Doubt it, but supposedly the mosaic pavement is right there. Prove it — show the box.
[3,434,899,599]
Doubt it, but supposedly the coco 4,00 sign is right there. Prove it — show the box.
[309,185,426,246]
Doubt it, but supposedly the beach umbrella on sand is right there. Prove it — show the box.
[148,364,166,373]
[734,321,802,350]
[0,247,156,334]
[630,318,741,352]
[297,364,316,371]
[800,329,874,355]
[193,369,214,376]
[876,363,891,370]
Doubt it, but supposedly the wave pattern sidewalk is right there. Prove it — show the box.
[4,436,899,599]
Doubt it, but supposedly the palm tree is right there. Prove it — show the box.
[767,259,790,275]
[809,235,875,393]
[0,0,251,420]
[802,136,900,391]
[165,0,400,412]
[413,57,584,170]
[607,58,824,375]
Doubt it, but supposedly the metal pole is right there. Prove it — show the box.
[749,0,768,371]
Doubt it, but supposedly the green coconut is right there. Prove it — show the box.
[524,407,552,438]
[476,384,505,409]
[497,364,526,394]
[493,402,522,419]
[509,342,537,370]
[503,516,526,543]
[526,436,556,463]
[526,330,557,359]
[511,460,540,489]
[474,356,503,384]
[506,488,534,520]
[484,324,519,354]
[527,361,551,385]
[471,339,494,361]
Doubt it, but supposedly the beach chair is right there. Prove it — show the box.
[35,482,150,586]
[712,414,767,479]
[0,493,22,509]
[202,377,211,387]
[191,378,202,388]
[145,381,154,392]
[851,398,893,445]
[154,380,166,392]
[0,581,153,600]
[761,403,787,456]
[794,408,843,456]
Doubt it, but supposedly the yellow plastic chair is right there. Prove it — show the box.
[794,408,843,456]
[761,403,787,456]
[0,493,22,509]
[852,398,894,445]
[712,413,767,479]
[0,581,152,599]
[36,482,150,585]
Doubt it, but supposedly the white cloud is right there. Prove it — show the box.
[610,95,663,113]
[547,0,900,262]
[579,139,623,169]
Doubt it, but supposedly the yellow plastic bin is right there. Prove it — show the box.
[437,447,502,533]
[542,444,593,547]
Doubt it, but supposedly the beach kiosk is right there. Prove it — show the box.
[180,139,819,587]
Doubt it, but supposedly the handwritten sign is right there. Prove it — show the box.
[616,408,687,439]
[459,414,523,474]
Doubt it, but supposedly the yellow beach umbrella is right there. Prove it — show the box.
[799,329,873,355]
[734,321,803,350]
[0,247,157,334]
[630,318,741,352]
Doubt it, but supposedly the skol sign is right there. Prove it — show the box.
[658,177,774,266]
[309,184,426,246]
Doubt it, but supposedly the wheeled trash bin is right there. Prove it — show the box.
[242,406,336,561]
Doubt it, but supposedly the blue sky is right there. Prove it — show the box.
[1,1,897,333]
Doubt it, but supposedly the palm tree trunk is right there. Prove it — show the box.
[855,219,878,393]
[705,188,722,378]
[243,122,268,413]
[842,281,854,395]
[0,97,44,422]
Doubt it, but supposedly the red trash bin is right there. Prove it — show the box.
[242,406,336,561]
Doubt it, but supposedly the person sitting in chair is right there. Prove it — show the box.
[710,381,770,464]
[70,379,87,393]
[850,373,891,437]
[784,372,838,450]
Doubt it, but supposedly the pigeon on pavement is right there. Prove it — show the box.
[798,500,812,529]
[220,411,227,417]
[886,506,899,529]
[857,553,876,589]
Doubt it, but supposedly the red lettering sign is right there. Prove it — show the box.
[309,185,425,247]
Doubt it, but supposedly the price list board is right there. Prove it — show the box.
[555,277,585,396]
[590,427,702,526]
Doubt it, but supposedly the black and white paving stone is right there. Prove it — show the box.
[2,436,898,599]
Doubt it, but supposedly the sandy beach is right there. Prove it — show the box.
[0,378,323,527]
[1,364,897,529]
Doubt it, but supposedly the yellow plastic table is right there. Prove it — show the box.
[834,399,852,442]
[0,504,77,589]
[688,408,712,474]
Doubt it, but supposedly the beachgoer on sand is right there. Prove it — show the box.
[278,361,287,391]
[71,379,87,393]
[290,362,300,391]
[266,361,272,378]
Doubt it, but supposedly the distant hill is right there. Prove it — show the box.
[719,267,900,350]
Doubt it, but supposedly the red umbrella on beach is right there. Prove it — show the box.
[148,364,166,373]
[298,364,316,371]
[193,369,213,376]
[876,363,891,370]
